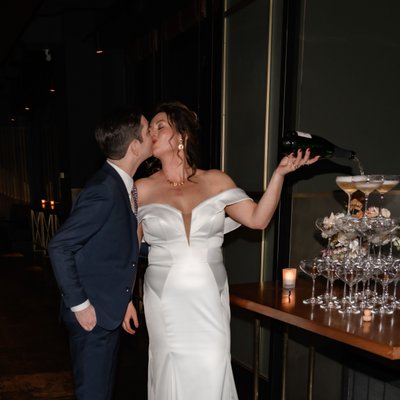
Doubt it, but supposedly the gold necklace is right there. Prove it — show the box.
[167,179,186,187]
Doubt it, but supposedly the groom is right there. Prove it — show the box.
[48,108,152,400]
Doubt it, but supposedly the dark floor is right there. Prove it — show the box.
[0,252,259,400]
[0,253,148,400]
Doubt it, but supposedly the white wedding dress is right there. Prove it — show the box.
[138,188,251,400]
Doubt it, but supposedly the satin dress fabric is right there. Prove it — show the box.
[138,188,252,400]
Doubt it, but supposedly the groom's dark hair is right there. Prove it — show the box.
[95,107,144,160]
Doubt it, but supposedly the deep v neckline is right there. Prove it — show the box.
[140,188,237,215]
[140,188,237,245]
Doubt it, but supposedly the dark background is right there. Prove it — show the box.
[0,0,222,209]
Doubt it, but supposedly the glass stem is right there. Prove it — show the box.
[349,285,353,306]
[342,282,347,306]
[364,195,369,217]
[382,283,388,307]
[361,279,366,301]
[329,279,334,301]
[311,278,316,300]
[347,193,352,216]
[325,277,330,297]
[389,240,394,259]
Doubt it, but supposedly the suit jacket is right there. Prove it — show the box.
[48,162,139,330]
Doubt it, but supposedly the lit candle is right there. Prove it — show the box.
[50,200,55,210]
[41,199,46,209]
[282,268,297,289]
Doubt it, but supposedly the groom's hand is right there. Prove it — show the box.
[74,304,97,331]
[122,302,139,335]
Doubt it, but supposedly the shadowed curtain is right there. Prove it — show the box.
[0,127,30,219]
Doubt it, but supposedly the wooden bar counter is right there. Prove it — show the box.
[230,278,400,360]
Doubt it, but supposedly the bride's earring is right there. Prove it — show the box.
[178,137,184,150]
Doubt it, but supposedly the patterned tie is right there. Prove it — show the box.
[130,182,138,217]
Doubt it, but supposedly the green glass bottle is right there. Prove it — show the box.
[282,131,356,159]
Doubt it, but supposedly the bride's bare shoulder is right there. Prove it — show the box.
[198,169,236,189]
[136,172,163,202]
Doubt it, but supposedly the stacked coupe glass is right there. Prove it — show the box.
[300,174,400,315]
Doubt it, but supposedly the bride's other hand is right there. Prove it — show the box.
[277,148,319,176]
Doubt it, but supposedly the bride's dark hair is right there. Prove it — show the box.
[149,101,200,179]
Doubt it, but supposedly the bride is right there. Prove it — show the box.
[123,101,318,399]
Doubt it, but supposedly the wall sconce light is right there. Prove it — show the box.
[95,32,104,55]
[49,71,56,93]
[43,48,52,62]
[49,86,56,93]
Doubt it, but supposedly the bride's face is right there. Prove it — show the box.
[150,112,180,158]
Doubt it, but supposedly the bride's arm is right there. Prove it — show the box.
[225,149,318,229]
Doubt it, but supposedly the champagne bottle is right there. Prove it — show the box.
[281,131,356,159]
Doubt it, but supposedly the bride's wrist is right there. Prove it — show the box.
[273,169,286,179]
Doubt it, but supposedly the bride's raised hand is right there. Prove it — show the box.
[276,148,319,176]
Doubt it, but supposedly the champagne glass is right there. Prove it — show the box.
[336,264,363,314]
[376,175,400,216]
[315,217,339,304]
[372,266,397,315]
[335,216,360,242]
[365,218,399,268]
[319,260,341,310]
[299,259,323,304]
[315,216,339,259]
[352,175,384,217]
[390,259,400,307]
[336,176,357,216]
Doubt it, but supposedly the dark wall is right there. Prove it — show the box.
[0,0,222,254]
[57,0,222,193]
[127,1,223,170]
[18,0,223,215]
[287,0,400,192]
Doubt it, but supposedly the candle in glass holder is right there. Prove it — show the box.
[50,200,55,210]
[41,199,46,209]
[282,268,297,289]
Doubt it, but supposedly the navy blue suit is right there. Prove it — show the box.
[49,162,139,400]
